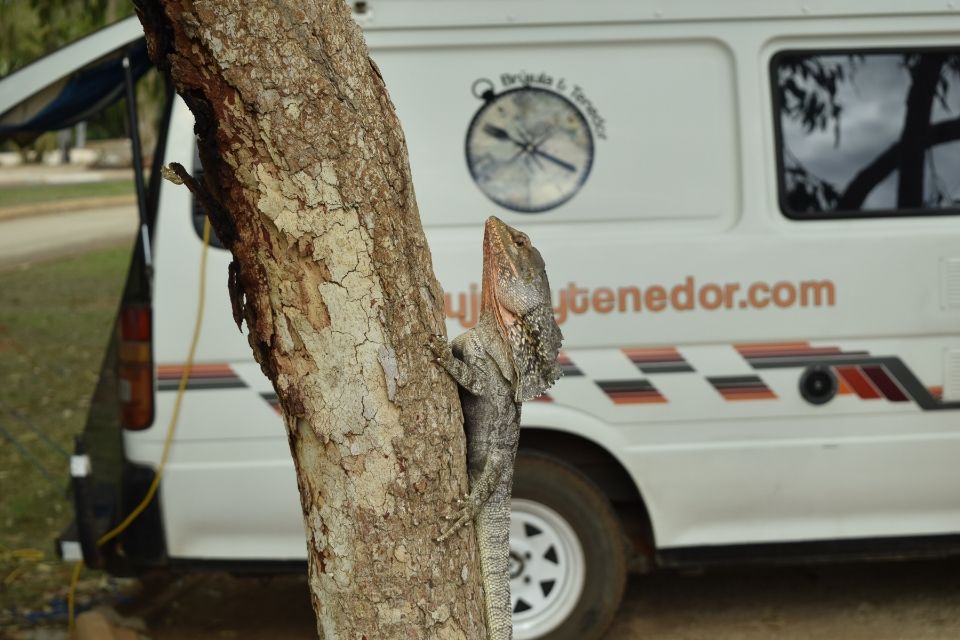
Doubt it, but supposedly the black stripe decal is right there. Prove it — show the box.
[560,363,583,376]
[158,378,246,391]
[707,375,768,388]
[597,380,657,392]
[746,354,869,368]
[638,362,696,374]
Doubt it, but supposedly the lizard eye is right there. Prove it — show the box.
[514,234,529,247]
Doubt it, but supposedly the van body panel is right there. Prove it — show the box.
[354,1,960,32]
[138,10,960,559]
[378,35,741,229]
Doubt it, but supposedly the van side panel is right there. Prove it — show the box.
[134,10,960,561]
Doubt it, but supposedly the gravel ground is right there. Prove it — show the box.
[13,561,959,640]
[58,556,953,639]
[607,558,960,639]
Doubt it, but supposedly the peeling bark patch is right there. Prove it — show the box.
[431,604,451,625]
[378,345,399,401]
[302,281,331,330]
[281,385,307,418]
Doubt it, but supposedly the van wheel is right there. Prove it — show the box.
[510,451,627,640]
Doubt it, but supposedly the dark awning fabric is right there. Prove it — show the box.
[0,39,151,141]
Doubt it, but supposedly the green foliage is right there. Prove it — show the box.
[0,0,136,78]
[0,1,165,156]
[0,0,45,78]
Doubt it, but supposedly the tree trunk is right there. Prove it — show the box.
[136,1,486,637]
[896,54,945,208]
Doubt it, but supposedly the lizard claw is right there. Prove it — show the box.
[436,496,478,543]
[436,511,473,543]
[426,334,449,358]
[427,334,455,371]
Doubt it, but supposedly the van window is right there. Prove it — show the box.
[189,177,226,249]
[773,49,960,219]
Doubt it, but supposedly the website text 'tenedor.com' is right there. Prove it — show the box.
[445,277,837,327]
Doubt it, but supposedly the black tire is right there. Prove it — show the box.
[511,450,627,640]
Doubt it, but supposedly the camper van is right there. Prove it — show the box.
[5,2,960,638]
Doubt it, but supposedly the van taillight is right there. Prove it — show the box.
[118,305,154,430]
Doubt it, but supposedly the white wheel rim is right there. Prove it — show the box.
[510,498,586,640]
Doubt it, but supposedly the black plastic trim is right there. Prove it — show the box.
[66,438,104,568]
[113,461,168,573]
[166,559,307,575]
[658,533,960,569]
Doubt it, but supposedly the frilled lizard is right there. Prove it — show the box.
[429,216,563,639]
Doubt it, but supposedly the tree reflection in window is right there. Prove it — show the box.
[775,51,960,217]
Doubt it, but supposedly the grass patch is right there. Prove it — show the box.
[0,180,134,209]
[0,246,130,619]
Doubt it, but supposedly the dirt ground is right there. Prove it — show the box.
[100,556,960,639]
[608,559,960,640]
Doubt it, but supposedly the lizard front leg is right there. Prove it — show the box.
[427,333,489,396]
[436,448,509,542]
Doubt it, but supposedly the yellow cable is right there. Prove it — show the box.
[67,216,211,636]
[1,545,43,590]
[1,546,45,562]
[66,561,82,632]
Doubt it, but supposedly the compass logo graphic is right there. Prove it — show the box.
[465,82,596,213]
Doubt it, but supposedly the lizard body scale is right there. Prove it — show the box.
[430,216,563,640]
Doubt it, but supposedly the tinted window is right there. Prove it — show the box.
[774,50,960,218]
[190,171,225,249]
[190,144,225,249]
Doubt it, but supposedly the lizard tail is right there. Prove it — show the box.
[477,496,513,640]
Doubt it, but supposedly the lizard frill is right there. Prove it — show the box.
[507,303,563,401]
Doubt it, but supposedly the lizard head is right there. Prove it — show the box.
[481,216,563,400]
[481,216,551,319]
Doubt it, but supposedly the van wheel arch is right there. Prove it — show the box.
[518,427,656,571]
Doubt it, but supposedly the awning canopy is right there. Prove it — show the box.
[0,17,150,142]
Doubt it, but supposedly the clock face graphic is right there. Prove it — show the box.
[465,86,594,213]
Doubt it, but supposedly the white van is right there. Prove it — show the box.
[5,3,960,639]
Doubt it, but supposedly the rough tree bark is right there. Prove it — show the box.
[136,1,486,637]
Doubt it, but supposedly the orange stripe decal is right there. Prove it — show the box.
[835,366,881,400]
[835,374,853,395]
